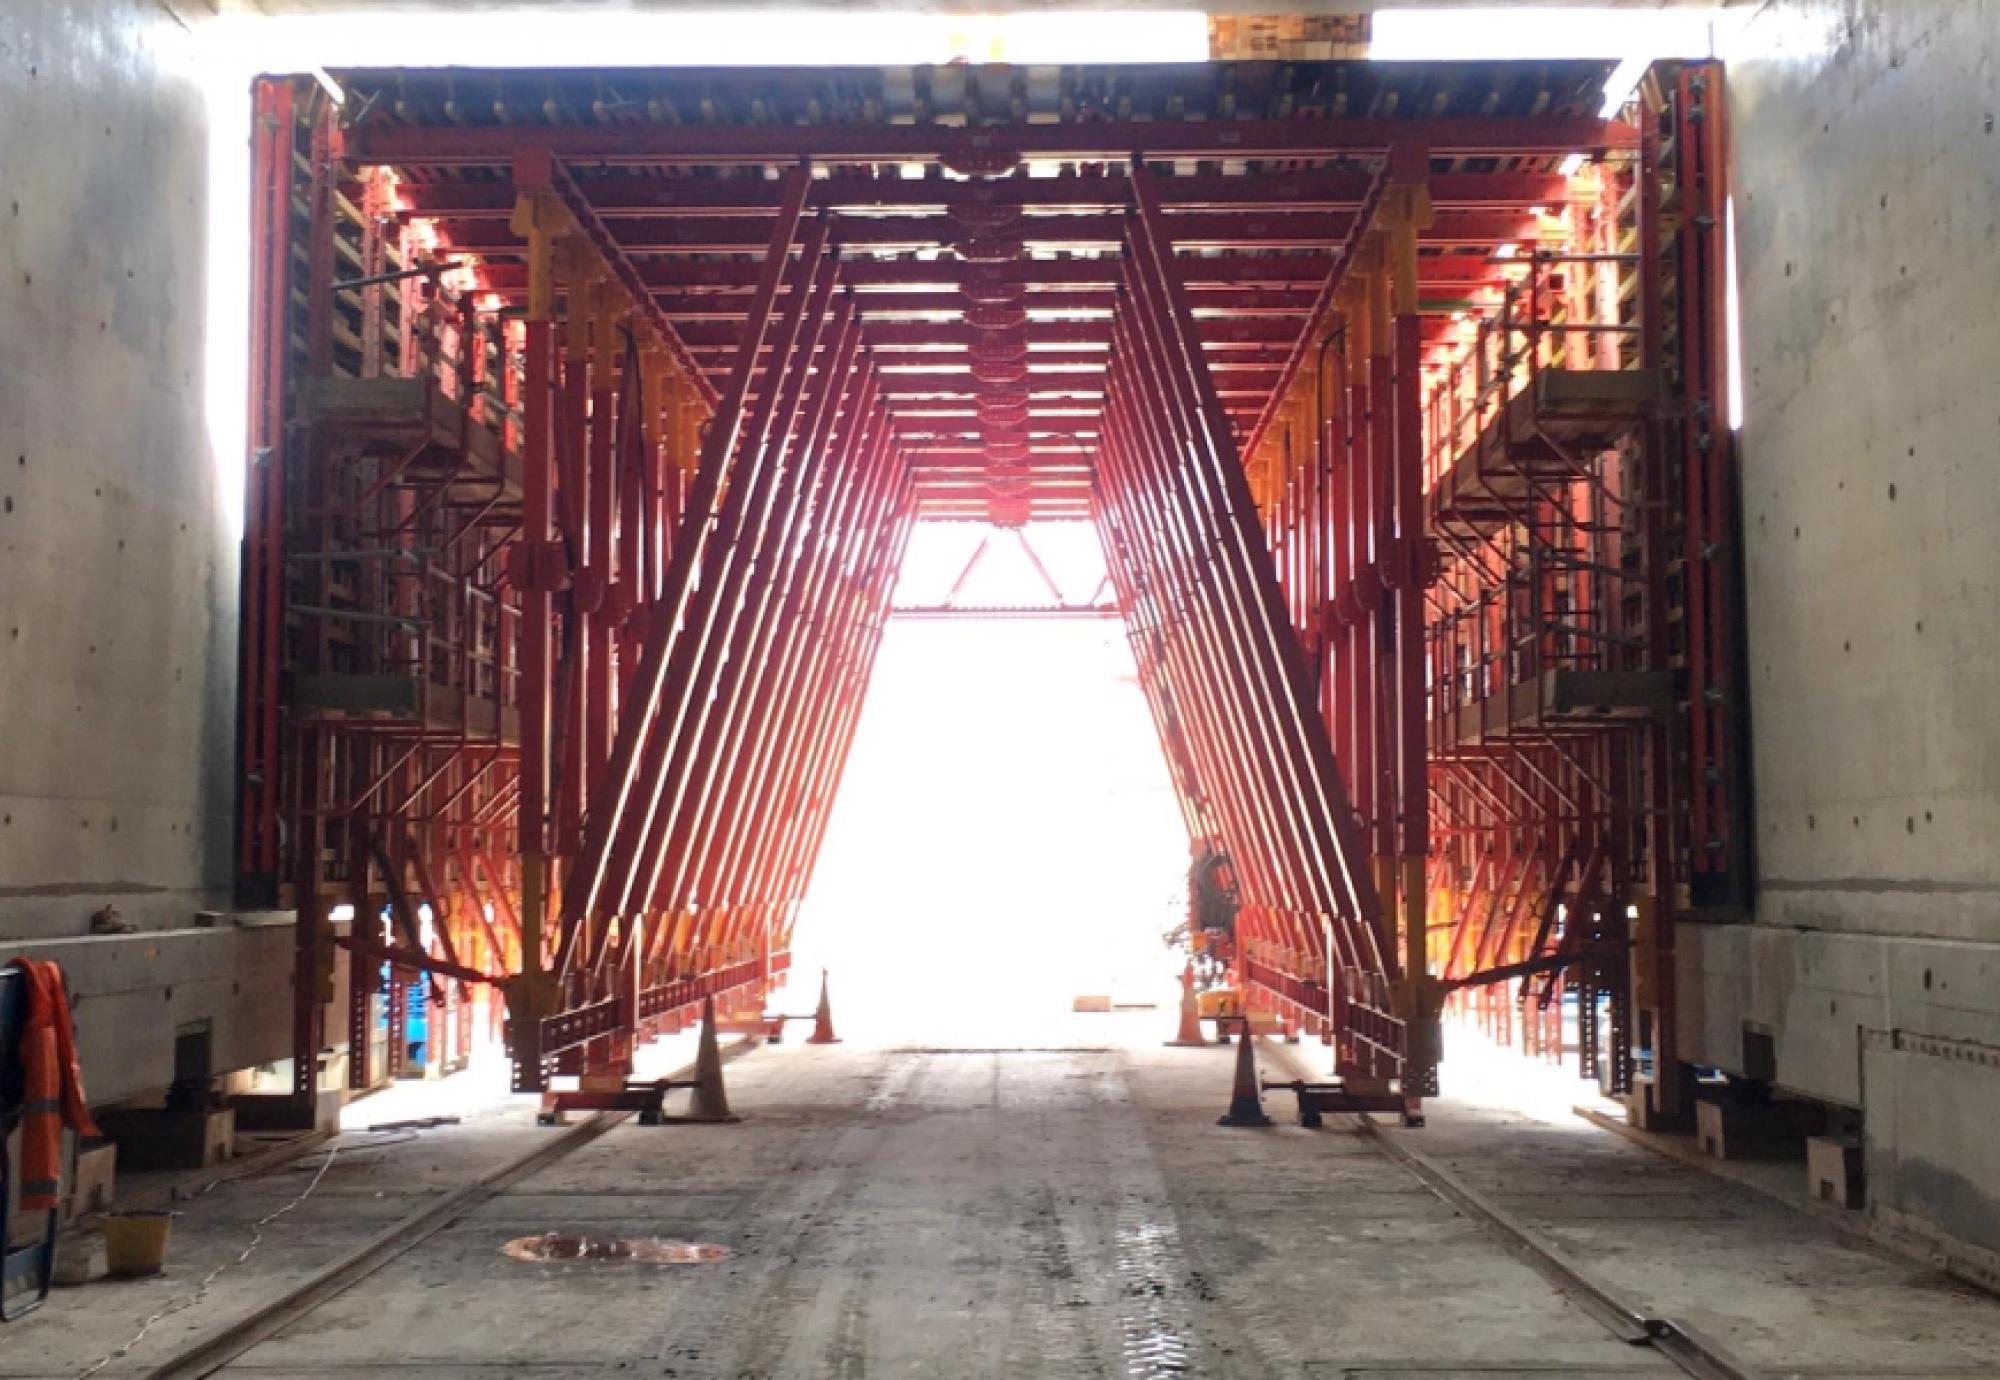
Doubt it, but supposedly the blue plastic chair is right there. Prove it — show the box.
[0,967,58,1320]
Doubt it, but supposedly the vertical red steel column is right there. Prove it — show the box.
[505,150,569,1090]
[1384,149,1438,1094]
[240,79,292,903]
[584,283,620,853]
[241,81,317,1100]
[1340,264,1382,959]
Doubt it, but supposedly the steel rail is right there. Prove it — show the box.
[1355,1113,1764,1380]
[1254,1040,1763,1380]
[140,1039,761,1379]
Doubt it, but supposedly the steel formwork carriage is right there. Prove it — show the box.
[237,58,1744,1119]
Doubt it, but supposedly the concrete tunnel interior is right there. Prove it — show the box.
[8,3,2000,1375]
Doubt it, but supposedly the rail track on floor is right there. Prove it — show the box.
[128,1037,761,1380]
[129,1034,1764,1380]
[1260,1039,1764,1380]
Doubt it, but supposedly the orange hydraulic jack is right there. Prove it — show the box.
[1166,962,1208,1047]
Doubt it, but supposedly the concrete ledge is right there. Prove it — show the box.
[0,922,296,1106]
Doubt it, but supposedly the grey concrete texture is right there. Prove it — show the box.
[0,922,295,1106]
[15,1021,2000,1378]
[1681,0,2000,1275]
[1727,0,2000,927]
[0,0,236,944]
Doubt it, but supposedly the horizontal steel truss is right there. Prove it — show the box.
[347,123,1626,525]
[890,524,1115,619]
[1094,164,1417,1089]
[343,113,1632,165]
[527,167,917,1087]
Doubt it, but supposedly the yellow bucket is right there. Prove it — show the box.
[102,1211,173,1278]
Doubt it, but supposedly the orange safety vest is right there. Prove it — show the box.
[9,959,100,1212]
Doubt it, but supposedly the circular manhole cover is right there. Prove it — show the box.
[501,1234,730,1265]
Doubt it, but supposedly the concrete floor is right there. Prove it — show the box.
[17,1016,2000,1378]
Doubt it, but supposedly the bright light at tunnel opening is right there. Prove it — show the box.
[1369,8,1726,63]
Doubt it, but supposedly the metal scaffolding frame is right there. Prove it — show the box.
[236,58,1742,1123]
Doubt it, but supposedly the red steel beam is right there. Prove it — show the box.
[473,252,1505,295]
[399,170,1568,218]
[436,209,1538,256]
[344,114,1634,166]
[639,297,867,938]
[593,222,840,935]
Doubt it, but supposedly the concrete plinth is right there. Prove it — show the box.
[1695,1097,1816,1161]
[232,1088,341,1135]
[97,1107,234,1171]
[1808,1134,1866,1209]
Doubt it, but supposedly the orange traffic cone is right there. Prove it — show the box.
[1216,1018,1272,1127]
[1165,962,1208,1047]
[676,996,740,1123]
[806,969,840,1045]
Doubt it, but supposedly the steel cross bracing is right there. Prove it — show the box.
[535,186,921,1087]
[237,59,1744,1117]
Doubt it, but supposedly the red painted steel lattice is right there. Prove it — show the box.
[238,60,1741,1116]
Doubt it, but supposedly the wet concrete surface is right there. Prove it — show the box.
[15,1014,2000,1378]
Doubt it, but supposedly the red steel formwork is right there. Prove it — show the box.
[238,60,1742,1119]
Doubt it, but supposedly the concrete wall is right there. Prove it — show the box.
[0,0,234,943]
[0,0,297,1104]
[1686,0,2000,1274]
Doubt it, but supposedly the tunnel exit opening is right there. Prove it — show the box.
[792,521,1189,1046]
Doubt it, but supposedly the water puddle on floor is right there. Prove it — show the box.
[501,1234,730,1265]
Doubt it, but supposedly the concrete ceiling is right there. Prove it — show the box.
[214,1,1729,13]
